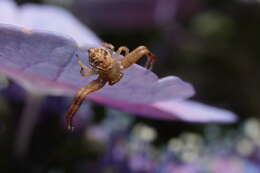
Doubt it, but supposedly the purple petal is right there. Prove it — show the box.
[0,23,194,100]
[0,24,193,118]
[57,55,195,102]
[0,24,78,95]
[153,100,237,122]
[90,97,237,122]
[0,0,101,47]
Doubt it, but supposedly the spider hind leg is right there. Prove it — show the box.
[66,77,106,131]
[120,46,156,70]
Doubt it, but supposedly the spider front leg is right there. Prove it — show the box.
[102,42,115,50]
[114,46,129,61]
[77,55,97,76]
[80,67,97,77]
[119,46,156,70]
[66,77,107,131]
[102,42,115,54]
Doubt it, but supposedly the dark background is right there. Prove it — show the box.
[1,0,260,172]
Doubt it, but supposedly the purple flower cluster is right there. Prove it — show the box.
[85,109,260,173]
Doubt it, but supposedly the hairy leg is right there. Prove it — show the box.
[120,46,156,70]
[80,68,96,77]
[77,56,97,76]
[77,57,93,73]
[66,77,107,131]
[114,46,129,60]
[102,42,114,52]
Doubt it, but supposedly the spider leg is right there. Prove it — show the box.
[102,42,115,55]
[77,56,93,73]
[120,46,156,70]
[102,42,115,50]
[77,55,97,76]
[80,69,97,77]
[114,46,129,61]
[66,77,107,131]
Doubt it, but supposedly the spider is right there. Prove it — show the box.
[66,42,156,131]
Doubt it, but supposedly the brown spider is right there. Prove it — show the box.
[66,42,156,131]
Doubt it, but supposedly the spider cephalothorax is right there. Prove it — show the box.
[66,42,156,131]
[88,48,113,71]
[88,47,123,85]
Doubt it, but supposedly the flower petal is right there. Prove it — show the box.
[153,100,237,122]
[0,24,195,112]
[90,96,237,122]
[59,53,195,102]
[0,0,101,47]
[0,24,78,95]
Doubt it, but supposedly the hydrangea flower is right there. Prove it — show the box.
[0,0,236,124]
[85,112,260,173]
